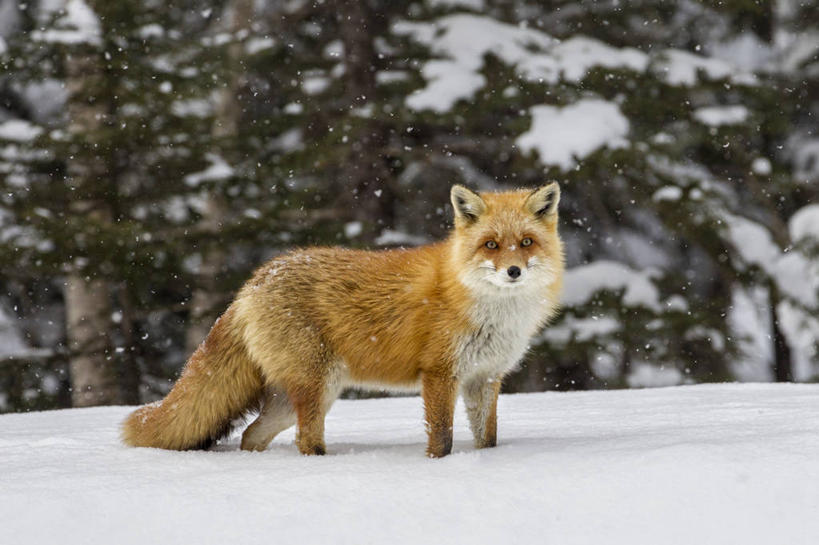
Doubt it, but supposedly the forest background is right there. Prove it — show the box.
[0,0,817,412]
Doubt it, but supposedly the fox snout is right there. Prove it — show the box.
[482,260,529,287]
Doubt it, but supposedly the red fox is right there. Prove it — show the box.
[122,184,564,457]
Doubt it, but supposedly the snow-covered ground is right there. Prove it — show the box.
[1,384,818,544]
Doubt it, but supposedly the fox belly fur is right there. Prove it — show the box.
[122,183,565,457]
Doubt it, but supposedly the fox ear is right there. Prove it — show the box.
[451,185,486,223]
[525,182,560,219]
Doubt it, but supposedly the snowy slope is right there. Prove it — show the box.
[1,384,818,545]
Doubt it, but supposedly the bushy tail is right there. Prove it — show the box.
[122,306,264,450]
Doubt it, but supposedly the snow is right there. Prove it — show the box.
[652,185,683,202]
[323,39,343,59]
[245,36,275,55]
[722,212,781,270]
[626,362,684,388]
[269,128,303,152]
[693,105,749,126]
[752,157,772,175]
[777,29,819,73]
[0,119,43,142]
[137,24,164,39]
[184,154,234,187]
[171,98,213,119]
[0,306,28,356]
[777,301,819,381]
[32,0,102,46]
[792,138,819,182]
[302,75,330,95]
[406,59,486,113]
[1,385,818,545]
[516,99,630,170]
[789,204,819,243]
[395,14,760,116]
[774,251,818,308]
[375,70,411,84]
[722,212,818,307]
[394,15,646,113]
[0,1,21,39]
[374,229,428,246]
[428,0,485,10]
[540,314,620,344]
[562,260,662,311]
[708,33,774,72]
[655,49,757,86]
[550,36,648,82]
[283,102,303,115]
[343,221,363,238]
[728,287,774,382]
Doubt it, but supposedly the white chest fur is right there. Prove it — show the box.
[454,293,547,380]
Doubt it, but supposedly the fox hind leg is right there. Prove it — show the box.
[287,365,345,456]
[462,374,501,449]
[288,381,329,455]
[240,386,296,452]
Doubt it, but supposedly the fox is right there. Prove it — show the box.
[122,183,564,457]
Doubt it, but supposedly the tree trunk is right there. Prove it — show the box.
[770,285,793,382]
[66,272,118,406]
[334,0,394,239]
[185,197,229,353]
[185,0,252,353]
[116,285,142,405]
[63,26,120,407]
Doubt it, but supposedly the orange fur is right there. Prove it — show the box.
[122,184,565,457]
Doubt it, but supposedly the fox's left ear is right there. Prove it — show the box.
[451,185,487,223]
[525,182,560,219]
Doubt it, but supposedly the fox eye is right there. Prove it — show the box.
[485,240,498,250]
[521,237,533,247]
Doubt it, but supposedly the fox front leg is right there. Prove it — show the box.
[461,374,501,449]
[421,371,458,458]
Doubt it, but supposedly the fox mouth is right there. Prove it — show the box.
[487,275,526,288]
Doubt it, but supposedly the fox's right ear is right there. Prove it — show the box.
[450,185,486,223]
[525,182,560,219]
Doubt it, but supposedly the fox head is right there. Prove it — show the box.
[449,183,564,295]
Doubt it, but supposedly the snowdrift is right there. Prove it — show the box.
[1,384,818,544]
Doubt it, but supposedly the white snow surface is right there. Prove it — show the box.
[1,384,818,545]
[516,99,630,170]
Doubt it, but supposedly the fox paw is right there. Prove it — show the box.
[297,442,326,456]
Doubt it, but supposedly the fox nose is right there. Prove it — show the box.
[507,266,521,279]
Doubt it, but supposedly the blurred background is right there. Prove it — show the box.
[0,0,817,413]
